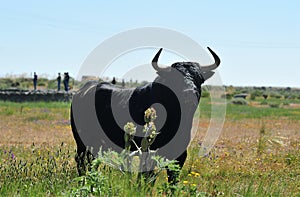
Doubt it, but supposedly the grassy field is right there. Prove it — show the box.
[0,97,300,196]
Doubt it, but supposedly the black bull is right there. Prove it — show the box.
[71,47,220,182]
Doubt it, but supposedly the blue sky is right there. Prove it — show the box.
[0,1,299,87]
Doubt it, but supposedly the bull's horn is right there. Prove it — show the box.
[201,47,220,71]
[152,48,163,72]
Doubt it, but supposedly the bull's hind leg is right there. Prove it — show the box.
[71,108,94,175]
[167,150,187,184]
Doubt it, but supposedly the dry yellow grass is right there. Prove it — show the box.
[0,106,74,147]
[1,104,299,150]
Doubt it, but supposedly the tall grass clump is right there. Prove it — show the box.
[257,124,267,155]
[257,123,286,157]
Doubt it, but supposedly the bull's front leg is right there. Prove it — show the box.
[75,148,94,175]
[167,150,187,184]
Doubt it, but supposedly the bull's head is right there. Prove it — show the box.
[152,47,220,81]
[151,47,220,98]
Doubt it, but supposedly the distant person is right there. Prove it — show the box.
[111,77,116,85]
[33,72,38,90]
[122,79,125,88]
[63,72,70,92]
[57,73,61,91]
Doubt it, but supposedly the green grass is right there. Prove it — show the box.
[197,97,300,120]
[0,101,70,119]
[1,141,299,196]
[1,98,299,120]
[256,97,300,104]
[226,103,300,120]
[0,101,70,108]
[0,144,77,196]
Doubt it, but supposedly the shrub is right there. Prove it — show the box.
[282,101,290,106]
[260,100,268,105]
[221,93,233,99]
[269,92,282,99]
[288,94,298,100]
[37,82,46,87]
[201,91,210,98]
[269,103,280,108]
[250,90,263,100]
[231,98,248,105]
[250,94,256,100]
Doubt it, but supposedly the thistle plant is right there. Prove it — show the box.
[123,122,136,151]
[138,108,160,180]
[123,122,136,172]
[123,107,161,176]
[141,107,159,151]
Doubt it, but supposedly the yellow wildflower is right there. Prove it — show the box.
[194,173,200,177]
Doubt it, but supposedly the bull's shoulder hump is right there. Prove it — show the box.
[74,81,98,97]
[96,82,123,92]
[134,82,153,92]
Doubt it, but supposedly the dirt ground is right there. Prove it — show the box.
[1,113,299,151]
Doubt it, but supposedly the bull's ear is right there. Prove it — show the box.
[202,71,215,81]
[156,67,172,77]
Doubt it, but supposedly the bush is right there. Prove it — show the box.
[201,91,210,98]
[269,92,282,99]
[221,93,233,99]
[269,103,280,108]
[231,98,248,105]
[250,94,256,100]
[260,100,268,105]
[250,90,263,100]
[47,79,58,90]
[282,101,290,106]
[288,94,298,100]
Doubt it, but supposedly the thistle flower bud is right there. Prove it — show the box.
[124,122,136,136]
[144,107,157,123]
